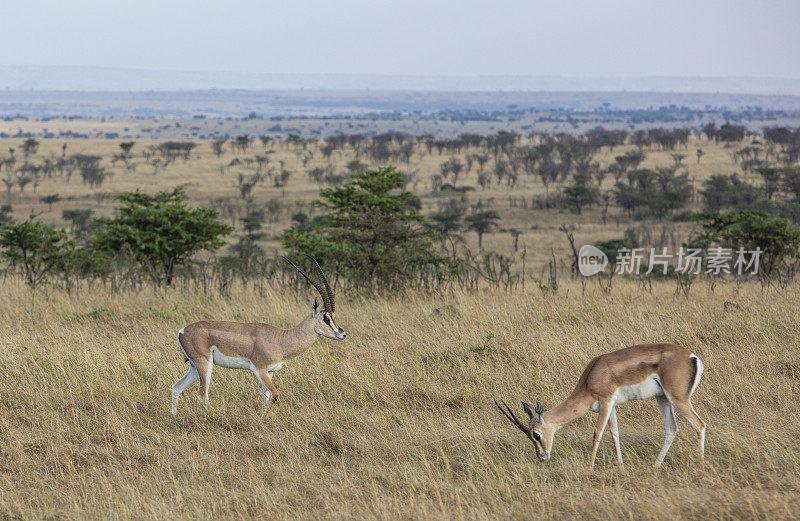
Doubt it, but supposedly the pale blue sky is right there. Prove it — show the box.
[1,0,798,77]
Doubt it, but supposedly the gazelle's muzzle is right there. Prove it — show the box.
[321,329,346,340]
[332,326,346,340]
[329,316,346,340]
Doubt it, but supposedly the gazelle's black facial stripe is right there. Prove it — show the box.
[531,435,544,455]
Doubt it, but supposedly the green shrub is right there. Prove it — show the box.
[281,166,452,290]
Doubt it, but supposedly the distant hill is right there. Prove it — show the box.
[1,64,799,94]
[3,89,800,120]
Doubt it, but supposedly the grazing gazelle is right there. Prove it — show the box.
[495,343,705,469]
[171,255,346,416]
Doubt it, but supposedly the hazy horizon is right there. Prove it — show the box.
[2,64,800,94]
[1,0,798,81]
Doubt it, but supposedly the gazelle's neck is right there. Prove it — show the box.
[543,389,596,429]
[281,313,319,359]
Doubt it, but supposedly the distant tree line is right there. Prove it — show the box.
[2,166,799,300]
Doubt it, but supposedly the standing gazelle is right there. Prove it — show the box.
[171,255,346,416]
[495,343,705,469]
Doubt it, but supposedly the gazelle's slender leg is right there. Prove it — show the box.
[171,365,199,416]
[608,407,623,465]
[589,400,614,469]
[250,364,280,416]
[673,400,706,464]
[654,395,678,467]
[195,357,213,410]
[249,365,272,414]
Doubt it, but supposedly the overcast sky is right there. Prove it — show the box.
[1,0,799,78]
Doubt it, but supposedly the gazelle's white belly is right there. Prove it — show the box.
[614,375,664,404]
[210,346,286,374]
[590,374,664,411]
[211,346,251,369]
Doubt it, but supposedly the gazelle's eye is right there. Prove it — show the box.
[532,432,541,441]
[323,316,330,325]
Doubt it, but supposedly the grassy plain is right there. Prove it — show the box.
[1,278,799,519]
[1,121,798,518]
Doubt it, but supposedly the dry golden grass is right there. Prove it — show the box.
[1,278,799,519]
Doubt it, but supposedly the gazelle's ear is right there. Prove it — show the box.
[535,401,544,416]
[312,297,319,315]
[522,401,541,424]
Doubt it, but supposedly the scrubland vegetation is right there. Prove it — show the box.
[1,120,800,281]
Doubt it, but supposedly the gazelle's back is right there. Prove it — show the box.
[581,343,699,398]
[181,321,282,361]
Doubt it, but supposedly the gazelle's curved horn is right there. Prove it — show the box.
[494,399,531,435]
[282,256,332,311]
[305,254,334,312]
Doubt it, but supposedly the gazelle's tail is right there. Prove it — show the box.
[688,354,704,397]
[177,328,189,363]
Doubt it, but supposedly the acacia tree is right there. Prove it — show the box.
[428,210,464,256]
[92,187,232,285]
[693,210,800,276]
[0,215,74,290]
[281,166,451,290]
[211,140,226,158]
[465,210,500,249]
[440,158,464,187]
[508,228,522,252]
[561,184,598,215]
[613,169,691,219]
[22,139,39,163]
[429,211,462,238]
[40,194,60,212]
[780,166,800,202]
[717,123,746,142]
[119,141,136,156]
[62,209,96,244]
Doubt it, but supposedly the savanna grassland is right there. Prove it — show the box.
[0,128,772,268]
[2,114,800,520]
[1,279,799,520]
